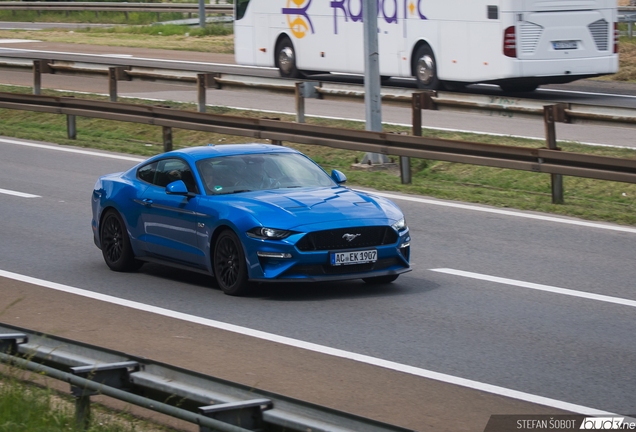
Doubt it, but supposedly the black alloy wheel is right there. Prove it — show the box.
[100,210,143,272]
[213,230,251,296]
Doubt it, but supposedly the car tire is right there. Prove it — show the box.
[413,44,440,90]
[276,37,302,79]
[362,274,399,284]
[213,230,251,296]
[100,209,143,272]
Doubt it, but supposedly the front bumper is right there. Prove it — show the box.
[246,228,411,283]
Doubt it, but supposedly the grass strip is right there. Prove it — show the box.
[0,84,635,226]
[0,363,173,432]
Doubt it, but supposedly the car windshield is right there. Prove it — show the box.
[196,152,337,195]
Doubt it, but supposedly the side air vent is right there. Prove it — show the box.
[518,22,543,54]
[589,19,609,51]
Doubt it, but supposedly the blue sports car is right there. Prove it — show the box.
[92,144,411,295]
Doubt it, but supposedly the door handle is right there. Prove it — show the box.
[142,198,153,207]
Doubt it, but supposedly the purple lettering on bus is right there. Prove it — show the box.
[330,0,347,34]
[417,0,427,20]
[282,0,315,34]
[382,0,398,24]
[348,0,363,23]
[329,0,426,35]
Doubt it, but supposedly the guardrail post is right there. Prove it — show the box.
[544,105,564,204]
[32,60,52,95]
[197,74,207,113]
[163,126,173,152]
[402,93,427,185]
[75,393,91,431]
[294,82,319,123]
[67,115,77,140]
[295,82,306,123]
[108,67,118,102]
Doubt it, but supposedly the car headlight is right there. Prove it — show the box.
[392,217,407,232]
[246,227,296,240]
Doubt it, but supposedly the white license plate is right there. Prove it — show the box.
[553,41,577,50]
[331,249,377,266]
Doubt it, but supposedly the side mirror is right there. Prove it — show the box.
[331,170,347,184]
[166,180,192,197]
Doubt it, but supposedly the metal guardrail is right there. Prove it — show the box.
[1,56,636,130]
[0,323,415,432]
[0,2,233,14]
[0,91,635,185]
[619,6,636,37]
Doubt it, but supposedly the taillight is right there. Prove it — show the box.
[614,22,619,54]
[504,26,517,58]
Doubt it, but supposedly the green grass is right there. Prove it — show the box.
[1,84,635,226]
[0,365,165,432]
[0,10,186,26]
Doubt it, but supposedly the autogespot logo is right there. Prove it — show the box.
[282,0,315,39]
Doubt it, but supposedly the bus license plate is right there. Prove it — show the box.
[553,41,577,50]
[331,250,377,266]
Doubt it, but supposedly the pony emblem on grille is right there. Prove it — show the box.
[342,233,361,242]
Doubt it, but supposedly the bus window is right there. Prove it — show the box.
[236,0,250,21]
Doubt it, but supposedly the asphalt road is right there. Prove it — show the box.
[0,137,634,430]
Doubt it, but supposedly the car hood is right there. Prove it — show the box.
[211,187,403,230]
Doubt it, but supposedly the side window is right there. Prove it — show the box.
[137,162,157,184]
[236,0,250,20]
[155,158,198,193]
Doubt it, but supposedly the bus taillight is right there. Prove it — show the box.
[614,22,619,54]
[504,26,517,58]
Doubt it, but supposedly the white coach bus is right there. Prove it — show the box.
[233,0,619,92]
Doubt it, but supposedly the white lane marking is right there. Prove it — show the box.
[0,268,614,416]
[0,138,145,162]
[366,191,636,234]
[431,268,636,308]
[0,39,42,44]
[0,47,277,71]
[473,83,636,100]
[0,188,40,198]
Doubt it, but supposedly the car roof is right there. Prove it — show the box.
[160,143,300,162]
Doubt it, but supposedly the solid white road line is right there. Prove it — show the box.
[431,268,636,308]
[0,188,40,198]
[0,138,145,162]
[0,268,615,416]
[0,39,42,44]
[0,46,277,71]
[367,191,636,235]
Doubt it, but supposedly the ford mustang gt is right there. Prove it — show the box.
[91,144,411,295]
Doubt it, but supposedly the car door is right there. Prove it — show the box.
[138,158,206,267]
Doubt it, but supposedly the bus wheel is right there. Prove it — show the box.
[413,44,440,90]
[276,37,301,78]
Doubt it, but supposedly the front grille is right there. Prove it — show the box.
[519,22,543,55]
[295,226,398,252]
[589,19,609,51]
[286,257,404,277]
